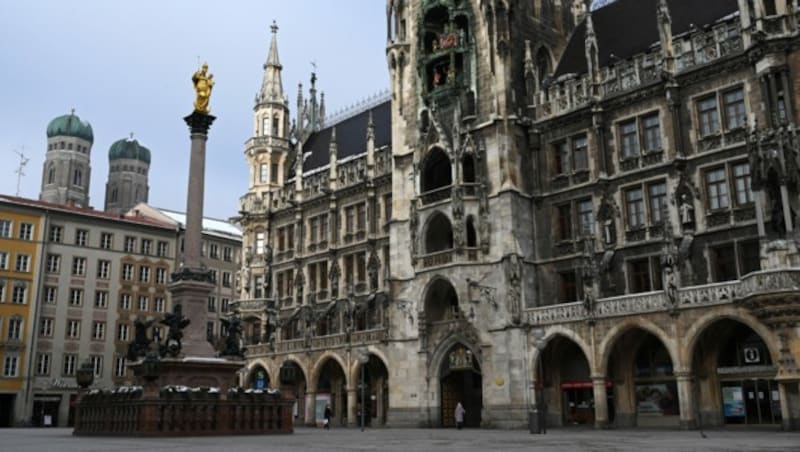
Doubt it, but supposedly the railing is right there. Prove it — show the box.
[419,185,452,205]
[74,389,293,436]
[274,338,305,354]
[245,135,289,150]
[525,269,800,326]
[239,193,269,216]
[420,249,454,268]
[351,328,388,344]
[234,298,275,313]
[310,333,347,349]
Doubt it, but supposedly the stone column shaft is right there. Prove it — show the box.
[676,373,696,429]
[347,388,357,426]
[592,376,609,428]
[184,132,207,268]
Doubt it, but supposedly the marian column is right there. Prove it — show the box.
[170,63,217,357]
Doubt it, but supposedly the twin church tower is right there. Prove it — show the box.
[39,110,151,214]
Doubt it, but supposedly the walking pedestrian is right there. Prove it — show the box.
[455,402,466,430]
[323,403,332,430]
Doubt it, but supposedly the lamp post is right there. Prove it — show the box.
[357,351,369,431]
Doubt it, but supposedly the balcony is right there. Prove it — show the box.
[232,298,275,315]
[525,269,800,326]
[245,135,289,151]
[351,328,388,344]
[420,185,451,206]
[239,193,268,216]
[420,249,454,268]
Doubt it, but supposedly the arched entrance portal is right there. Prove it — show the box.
[279,361,307,425]
[537,336,604,427]
[691,318,780,426]
[607,329,677,427]
[356,354,390,427]
[249,365,270,390]
[315,358,348,427]
[440,343,482,428]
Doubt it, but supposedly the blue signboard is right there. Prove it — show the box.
[722,386,745,418]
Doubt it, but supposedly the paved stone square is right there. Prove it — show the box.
[0,427,797,452]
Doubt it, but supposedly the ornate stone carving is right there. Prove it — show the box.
[506,254,522,325]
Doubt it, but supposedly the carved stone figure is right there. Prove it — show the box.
[506,254,522,324]
[192,63,214,114]
[127,317,155,361]
[367,251,381,291]
[329,259,341,298]
[679,194,694,226]
[219,312,245,358]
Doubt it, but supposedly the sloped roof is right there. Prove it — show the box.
[555,0,738,77]
[0,195,174,230]
[301,100,391,173]
[156,208,243,240]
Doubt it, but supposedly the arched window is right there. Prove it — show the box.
[72,168,82,187]
[425,212,454,253]
[47,165,55,184]
[110,187,118,203]
[421,147,452,194]
[536,47,552,89]
[466,216,477,247]
[424,278,459,322]
[462,154,476,184]
[272,115,280,137]
[134,185,141,202]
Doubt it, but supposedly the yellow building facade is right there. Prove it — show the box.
[0,205,44,426]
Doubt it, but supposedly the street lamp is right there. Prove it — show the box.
[358,351,370,432]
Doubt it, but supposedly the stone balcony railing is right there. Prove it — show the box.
[239,192,269,216]
[233,298,275,315]
[245,135,289,151]
[526,269,800,326]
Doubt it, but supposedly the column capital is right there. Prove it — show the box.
[184,111,216,135]
[674,370,693,379]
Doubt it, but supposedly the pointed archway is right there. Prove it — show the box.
[248,364,271,390]
[279,360,308,425]
[354,353,390,427]
[314,357,348,427]
[440,343,482,428]
[536,335,599,427]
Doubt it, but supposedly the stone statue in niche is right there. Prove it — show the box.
[679,194,695,227]
[263,244,273,298]
[505,254,522,325]
[329,259,341,298]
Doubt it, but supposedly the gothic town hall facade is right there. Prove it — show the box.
[235,0,800,430]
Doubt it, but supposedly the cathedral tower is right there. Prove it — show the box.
[40,110,94,207]
[104,135,151,214]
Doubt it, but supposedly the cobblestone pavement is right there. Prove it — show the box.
[1,427,798,452]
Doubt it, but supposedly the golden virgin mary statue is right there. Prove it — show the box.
[192,63,214,113]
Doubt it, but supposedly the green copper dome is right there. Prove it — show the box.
[108,138,151,164]
[46,112,94,143]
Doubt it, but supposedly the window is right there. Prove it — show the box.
[648,182,668,225]
[137,296,149,311]
[572,135,588,171]
[67,320,81,339]
[207,321,215,341]
[356,252,366,284]
[97,260,111,279]
[117,323,130,341]
[740,240,761,276]
[157,241,168,257]
[72,257,87,276]
[259,163,268,183]
[36,353,51,376]
[69,288,83,306]
[15,254,30,272]
[723,87,746,130]
[625,187,645,229]
[91,355,103,377]
[7,317,22,340]
[207,296,217,313]
[558,272,578,303]
[75,229,88,246]
[628,258,655,293]
[139,266,150,282]
[40,318,54,337]
[706,167,730,210]
[356,203,367,232]
[43,286,57,304]
[92,322,106,340]
[554,141,569,174]
[557,204,572,241]
[122,263,134,281]
[620,120,640,158]
[19,223,33,240]
[733,162,754,206]
[711,244,737,282]
[46,254,60,273]
[222,271,232,287]
[209,243,219,259]
[154,297,166,313]
[119,294,132,310]
[271,163,279,183]
[697,95,720,136]
[11,283,26,304]
[49,225,63,243]
[309,217,319,246]
[0,282,4,302]
[320,215,329,242]
[256,231,265,255]
[345,206,356,234]
[221,298,230,313]
[100,232,113,249]
[124,236,136,253]
[0,251,7,270]
[95,290,108,309]
[0,220,11,238]
[642,114,661,152]
[383,194,392,224]
[115,356,127,377]
[209,269,218,283]
[577,199,595,237]
[141,239,152,255]
[63,354,77,376]
[254,275,264,299]
[223,246,233,262]
[3,355,19,377]
[156,268,167,285]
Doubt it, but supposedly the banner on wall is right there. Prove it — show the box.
[722,386,745,418]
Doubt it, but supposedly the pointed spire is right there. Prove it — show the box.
[258,20,284,104]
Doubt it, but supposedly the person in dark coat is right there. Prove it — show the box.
[323,404,332,429]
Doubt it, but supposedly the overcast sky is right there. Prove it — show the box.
[0,1,387,220]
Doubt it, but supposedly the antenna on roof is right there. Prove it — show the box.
[12,146,29,197]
